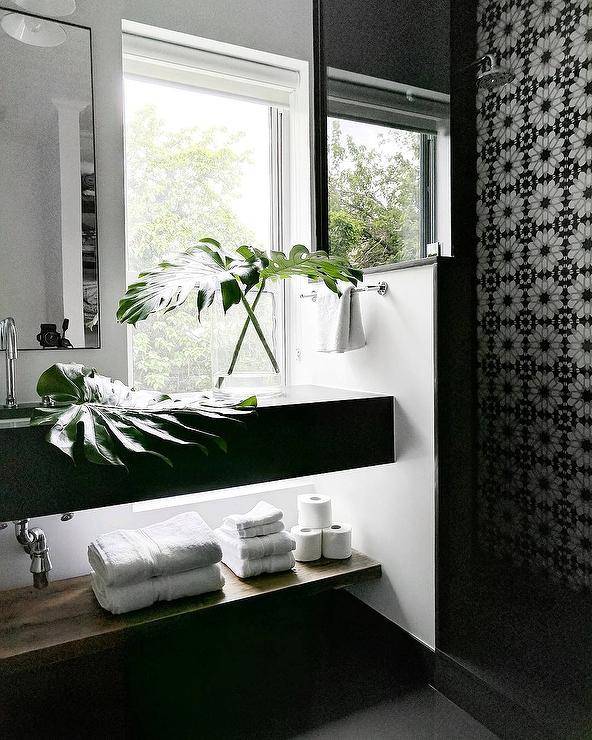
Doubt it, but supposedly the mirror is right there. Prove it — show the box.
[316,0,451,270]
[0,7,99,349]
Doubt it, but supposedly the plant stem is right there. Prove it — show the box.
[239,291,280,374]
[217,282,265,388]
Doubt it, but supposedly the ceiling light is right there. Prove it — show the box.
[1,13,66,46]
[13,0,76,17]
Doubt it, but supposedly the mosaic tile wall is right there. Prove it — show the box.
[475,0,592,587]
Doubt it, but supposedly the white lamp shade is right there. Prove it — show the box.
[14,0,76,17]
[1,13,66,47]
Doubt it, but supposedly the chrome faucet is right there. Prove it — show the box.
[0,317,18,408]
[15,519,52,589]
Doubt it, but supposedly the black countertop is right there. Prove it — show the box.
[0,386,395,520]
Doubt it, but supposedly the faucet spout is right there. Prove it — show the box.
[0,317,18,408]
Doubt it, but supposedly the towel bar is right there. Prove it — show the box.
[300,281,388,301]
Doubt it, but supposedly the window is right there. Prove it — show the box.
[122,33,309,393]
[328,117,435,267]
[327,72,449,270]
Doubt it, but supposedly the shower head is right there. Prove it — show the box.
[476,54,514,90]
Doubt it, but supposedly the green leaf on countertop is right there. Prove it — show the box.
[31,363,256,468]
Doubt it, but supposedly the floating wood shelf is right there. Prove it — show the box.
[0,550,380,674]
[0,386,395,520]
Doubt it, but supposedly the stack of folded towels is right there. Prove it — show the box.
[88,511,224,614]
[214,501,296,579]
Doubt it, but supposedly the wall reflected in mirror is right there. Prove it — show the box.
[320,0,451,271]
[0,6,99,349]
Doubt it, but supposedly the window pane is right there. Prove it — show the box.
[327,117,422,268]
[124,76,271,392]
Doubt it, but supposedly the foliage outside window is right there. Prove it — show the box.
[328,117,431,269]
[125,78,273,394]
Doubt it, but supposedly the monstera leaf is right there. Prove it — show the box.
[117,240,362,327]
[31,363,256,468]
[117,238,263,325]
[257,245,363,294]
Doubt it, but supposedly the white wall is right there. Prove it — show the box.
[291,265,436,646]
[0,135,49,343]
[0,1,436,649]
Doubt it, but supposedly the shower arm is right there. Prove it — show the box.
[458,54,495,73]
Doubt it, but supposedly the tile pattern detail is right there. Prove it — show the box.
[476,0,592,588]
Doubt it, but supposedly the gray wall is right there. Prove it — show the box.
[323,0,450,93]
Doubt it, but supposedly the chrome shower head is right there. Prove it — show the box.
[477,54,514,90]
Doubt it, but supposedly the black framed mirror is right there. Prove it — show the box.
[313,0,451,271]
[0,6,99,349]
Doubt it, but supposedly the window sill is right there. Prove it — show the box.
[362,255,439,274]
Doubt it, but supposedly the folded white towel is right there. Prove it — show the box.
[220,521,285,539]
[222,551,295,579]
[222,501,283,532]
[88,512,221,587]
[215,527,295,560]
[315,284,366,353]
[91,564,224,615]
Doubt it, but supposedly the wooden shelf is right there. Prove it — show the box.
[0,550,381,674]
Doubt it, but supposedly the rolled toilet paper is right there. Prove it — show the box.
[291,525,322,562]
[322,523,352,559]
[297,493,332,529]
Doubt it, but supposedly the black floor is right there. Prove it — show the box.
[295,686,497,739]
[441,557,592,738]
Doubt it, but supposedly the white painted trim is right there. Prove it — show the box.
[123,35,298,107]
[327,66,451,105]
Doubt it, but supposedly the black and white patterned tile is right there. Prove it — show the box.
[476,0,592,588]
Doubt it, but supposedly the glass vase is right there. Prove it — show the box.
[211,286,284,399]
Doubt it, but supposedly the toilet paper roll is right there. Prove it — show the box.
[297,493,332,529]
[322,523,352,559]
[291,525,322,562]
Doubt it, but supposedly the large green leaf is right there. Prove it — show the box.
[117,239,262,325]
[31,363,256,468]
[117,240,362,328]
[36,363,94,403]
[259,244,363,295]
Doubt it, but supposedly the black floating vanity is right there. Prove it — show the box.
[0,386,395,521]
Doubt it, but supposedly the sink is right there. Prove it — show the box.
[0,403,36,429]
[0,417,31,429]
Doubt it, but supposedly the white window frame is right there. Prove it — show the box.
[121,22,311,389]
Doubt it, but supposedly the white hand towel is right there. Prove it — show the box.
[220,521,285,539]
[222,501,283,531]
[90,564,224,615]
[315,284,366,353]
[215,527,295,560]
[88,512,222,587]
[222,551,295,579]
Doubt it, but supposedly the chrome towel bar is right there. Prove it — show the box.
[300,281,388,302]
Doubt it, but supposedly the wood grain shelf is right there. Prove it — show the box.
[0,550,381,674]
